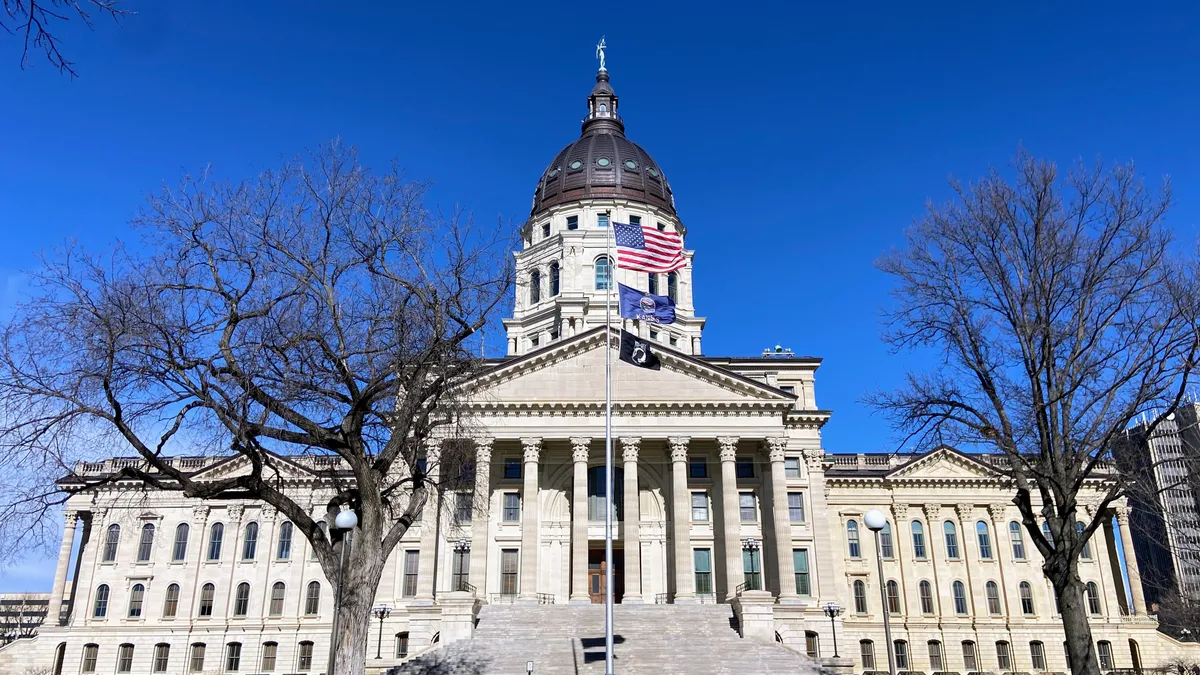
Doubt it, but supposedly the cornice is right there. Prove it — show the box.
[464,400,793,416]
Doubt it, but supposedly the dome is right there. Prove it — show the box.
[530,70,675,217]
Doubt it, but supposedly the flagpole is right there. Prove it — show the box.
[604,216,615,675]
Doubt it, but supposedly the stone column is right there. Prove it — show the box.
[621,437,643,603]
[804,448,835,601]
[669,437,695,602]
[955,504,980,616]
[415,440,442,603]
[987,504,1014,619]
[569,437,592,603]
[1116,507,1148,615]
[719,436,743,602]
[518,437,542,601]
[766,438,798,602]
[469,438,494,595]
[49,511,78,625]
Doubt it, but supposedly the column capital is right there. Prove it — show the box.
[954,504,973,521]
[228,504,245,522]
[620,437,641,463]
[891,503,910,521]
[474,438,495,465]
[922,504,941,522]
[801,447,825,472]
[63,511,79,527]
[192,505,210,522]
[261,506,279,522]
[424,436,443,463]
[521,437,542,464]
[570,437,591,463]
[987,504,1007,522]
[1115,505,1131,525]
[668,437,690,462]
[764,437,788,463]
[717,436,739,462]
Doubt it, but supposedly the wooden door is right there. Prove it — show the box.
[588,561,606,604]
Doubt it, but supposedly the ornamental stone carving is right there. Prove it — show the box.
[192,505,209,522]
[668,437,690,463]
[718,437,740,462]
[521,437,542,464]
[64,511,78,527]
[802,447,825,472]
[475,438,495,465]
[987,504,1007,522]
[922,504,941,522]
[620,437,641,463]
[765,437,788,463]
[260,506,278,522]
[954,504,973,521]
[228,504,245,522]
[1115,506,1131,526]
[891,503,909,521]
[425,437,443,463]
[570,437,592,463]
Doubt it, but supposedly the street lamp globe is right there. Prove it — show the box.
[823,601,842,618]
[335,509,358,529]
[864,509,887,532]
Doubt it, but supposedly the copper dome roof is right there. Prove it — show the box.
[530,70,675,217]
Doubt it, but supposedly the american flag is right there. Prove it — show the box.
[612,222,686,273]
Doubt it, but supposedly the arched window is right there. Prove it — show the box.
[594,256,612,290]
[207,523,224,561]
[529,269,541,304]
[92,584,109,617]
[985,581,1001,615]
[918,580,934,614]
[172,523,189,561]
[886,579,901,614]
[305,581,321,615]
[163,583,180,618]
[549,262,560,296]
[859,640,876,670]
[847,520,861,558]
[233,582,250,616]
[128,583,145,618]
[1009,521,1025,560]
[853,579,868,613]
[927,640,944,671]
[277,522,293,560]
[944,521,960,558]
[137,524,155,562]
[1129,638,1143,672]
[961,641,978,671]
[894,640,910,670]
[395,632,410,658]
[1030,640,1046,670]
[880,521,894,558]
[1097,640,1114,670]
[1076,521,1093,559]
[952,580,968,615]
[269,582,286,616]
[1086,581,1102,615]
[911,521,927,559]
[1019,581,1035,615]
[102,524,120,562]
[198,583,215,617]
[667,271,678,303]
[976,521,992,559]
[1042,521,1054,548]
[242,522,258,560]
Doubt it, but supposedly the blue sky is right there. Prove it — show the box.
[1,1,1197,590]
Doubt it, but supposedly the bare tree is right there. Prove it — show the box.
[0,141,513,675]
[871,149,1199,675]
[2,0,126,76]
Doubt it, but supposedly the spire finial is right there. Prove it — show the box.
[596,36,607,72]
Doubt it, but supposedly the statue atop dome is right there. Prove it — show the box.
[596,36,607,71]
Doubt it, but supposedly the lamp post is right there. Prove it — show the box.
[864,510,897,675]
[373,604,392,660]
[327,508,358,675]
[822,601,843,658]
[740,538,761,590]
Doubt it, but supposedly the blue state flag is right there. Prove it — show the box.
[617,283,676,324]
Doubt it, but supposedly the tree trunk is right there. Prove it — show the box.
[1052,563,1101,675]
[329,534,386,675]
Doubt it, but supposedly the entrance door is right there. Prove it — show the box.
[587,548,624,603]
[588,562,607,604]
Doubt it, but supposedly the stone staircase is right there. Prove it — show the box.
[393,603,826,675]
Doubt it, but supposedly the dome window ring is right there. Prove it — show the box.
[647,166,660,178]
[596,157,611,168]
[568,160,584,171]
[623,160,638,170]
[548,166,561,178]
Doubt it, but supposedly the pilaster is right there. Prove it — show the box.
[621,437,643,603]
[718,436,742,602]
[669,437,696,602]
[518,437,542,601]
[570,437,592,603]
[766,438,798,603]
[469,438,494,595]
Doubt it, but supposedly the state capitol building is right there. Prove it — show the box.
[2,64,1192,675]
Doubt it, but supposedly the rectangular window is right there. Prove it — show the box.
[784,457,802,478]
[649,329,659,341]
[894,641,910,670]
[503,458,521,479]
[656,222,666,232]
[735,456,754,478]
[503,492,521,522]
[806,632,819,658]
[694,548,713,595]
[629,215,641,226]
[1098,641,1114,670]
[598,214,609,228]
[455,492,472,523]
[82,644,99,673]
[860,641,876,671]
[1031,641,1046,671]
[402,550,419,597]
[153,644,170,673]
[189,644,206,672]
[794,549,811,595]
[260,643,277,672]
[541,223,550,239]
[117,644,134,673]
[566,215,578,230]
[452,549,470,591]
[780,385,796,395]
[225,643,242,672]
[787,492,806,522]
[501,549,519,596]
[297,642,314,671]
[691,492,709,521]
[928,641,944,672]
[396,633,410,658]
[739,492,757,522]
[742,547,762,590]
[530,336,539,348]
[688,457,707,478]
[962,641,978,671]
[996,642,1012,671]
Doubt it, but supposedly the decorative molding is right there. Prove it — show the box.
[891,503,909,521]
[802,447,825,472]
[192,505,210,522]
[260,506,278,522]
[987,504,1007,521]
[765,437,788,463]
[717,437,739,462]
[425,437,443,463]
[228,504,245,522]
[521,437,542,464]
[475,438,495,466]
[620,438,641,464]
[668,437,690,463]
[1114,506,1130,526]
[954,504,973,522]
[570,437,591,463]
[922,504,941,522]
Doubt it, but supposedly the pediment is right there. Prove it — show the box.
[469,328,794,408]
[887,447,1001,481]
[189,453,316,482]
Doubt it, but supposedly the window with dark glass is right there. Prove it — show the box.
[207,523,224,561]
[1077,521,1093,559]
[102,524,120,562]
[153,643,170,673]
[894,640,909,670]
[116,644,134,673]
[977,521,993,559]
[594,256,612,290]
[953,580,968,615]
[503,492,521,522]
[82,644,99,673]
[944,521,960,558]
[189,643,206,672]
[805,632,819,658]
[847,520,861,558]
[233,582,250,616]
[1019,581,1034,615]
[886,580,901,614]
[93,584,109,617]
[853,580,867,613]
[1031,641,1046,671]
[1010,521,1026,560]
[163,583,180,618]
[312,522,326,560]
[919,580,934,614]
[629,215,641,226]
[172,523,189,561]
[549,262,560,296]
[260,642,277,671]
[501,549,519,595]
[667,271,678,303]
[912,521,927,558]
[986,581,1001,615]
[860,640,875,670]
[529,269,541,304]
[566,215,578,230]
[962,641,978,671]
[588,466,624,520]
[1042,521,1054,548]
[995,641,1012,671]
[304,581,321,615]
[694,548,713,595]
[403,551,419,597]
[735,456,753,478]
[456,492,473,523]
[128,583,145,618]
[794,549,811,595]
[452,548,470,591]
[541,222,550,239]
[277,522,293,560]
[242,522,258,560]
[270,582,285,615]
[395,632,410,658]
[880,521,894,558]
[298,641,314,671]
[597,214,609,228]
[503,458,521,479]
[1098,641,1114,670]
[198,583,215,617]
[739,492,757,522]
[928,640,944,671]
[691,492,708,521]
[225,642,242,672]
[742,545,762,590]
[788,492,806,522]
[1086,581,1102,615]
[137,523,155,561]
[688,457,707,478]
[648,272,658,295]
[784,457,802,478]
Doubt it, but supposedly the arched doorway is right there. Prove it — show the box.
[1129,639,1142,673]
[52,642,66,675]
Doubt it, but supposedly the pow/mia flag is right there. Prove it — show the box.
[619,329,661,370]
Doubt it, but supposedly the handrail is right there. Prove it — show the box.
[654,593,669,604]
[537,593,556,605]
[453,580,477,595]
[735,578,762,595]
[488,593,518,604]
